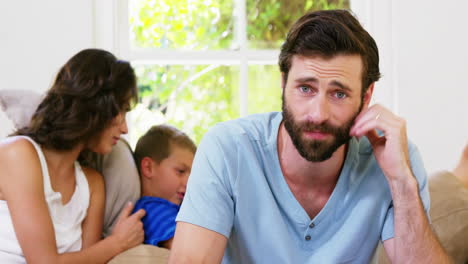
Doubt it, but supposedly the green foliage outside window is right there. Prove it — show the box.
[128,0,349,146]
[247,0,349,49]
[130,0,235,50]
[129,64,239,145]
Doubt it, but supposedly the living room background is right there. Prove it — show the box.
[0,0,467,174]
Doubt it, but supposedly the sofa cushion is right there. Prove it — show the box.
[108,245,169,264]
[0,89,43,129]
[89,139,141,236]
[429,171,468,263]
[0,108,15,139]
[377,171,468,263]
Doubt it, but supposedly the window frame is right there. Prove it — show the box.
[115,0,282,118]
[94,0,396,115]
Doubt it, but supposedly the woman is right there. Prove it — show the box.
[0,49,145,263]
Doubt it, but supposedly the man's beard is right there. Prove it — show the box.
[282,95,362,162]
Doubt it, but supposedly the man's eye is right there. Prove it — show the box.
[335,91,347,99]
[299,86,311,93]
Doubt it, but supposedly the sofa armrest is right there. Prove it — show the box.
[429,171,468,263]
[108,244,170,264]
[377,171,468,263]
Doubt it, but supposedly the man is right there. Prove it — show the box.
[169,10,450,263]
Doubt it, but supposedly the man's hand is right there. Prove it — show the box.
[351,104,451,263]
[350,104,413,183]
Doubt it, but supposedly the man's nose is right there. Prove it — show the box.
[307,95,330,124]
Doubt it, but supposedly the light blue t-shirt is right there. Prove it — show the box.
[177,112,430,263]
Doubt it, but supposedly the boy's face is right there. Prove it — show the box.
[150,145,194,205]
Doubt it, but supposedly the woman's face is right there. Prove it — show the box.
[89,112,128,154]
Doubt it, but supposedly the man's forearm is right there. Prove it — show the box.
[389,175,451,263]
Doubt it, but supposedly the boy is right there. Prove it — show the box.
[133,125,196,249]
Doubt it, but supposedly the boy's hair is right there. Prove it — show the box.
[134,125,196,174]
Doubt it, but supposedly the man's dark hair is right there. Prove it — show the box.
[16,49,138,152]
[134,124,197,174]
[279,9,381,94]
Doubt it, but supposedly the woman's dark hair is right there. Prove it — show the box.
[279,9,381,95]
[16,49,138,152]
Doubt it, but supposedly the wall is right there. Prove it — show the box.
[0,0,94,93]
[394,1,468,173]
[353,0,468,173]
[0,0,466,173]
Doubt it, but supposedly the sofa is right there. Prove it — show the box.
[376,171,468,263]
[1,89,467,263]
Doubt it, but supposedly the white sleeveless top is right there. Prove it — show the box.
[0,136,90,263]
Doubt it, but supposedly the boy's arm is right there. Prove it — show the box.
[169,222,227,264]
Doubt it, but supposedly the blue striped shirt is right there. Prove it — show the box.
[134,196,180,246]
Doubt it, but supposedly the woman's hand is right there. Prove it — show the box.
[111,202,146,252]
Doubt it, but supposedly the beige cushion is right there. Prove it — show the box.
[108,245,169,264]
[0,108,15,139]
[377,171,468,263]
[0,89,141,237]
[0,89,43,129]
[89,139,141,236]
[429,171,468,263]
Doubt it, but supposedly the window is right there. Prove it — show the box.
[114,0,352,145]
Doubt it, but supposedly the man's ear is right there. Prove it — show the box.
[362,83,375,109]
[140,157,156,179]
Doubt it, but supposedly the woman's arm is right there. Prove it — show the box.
[81,167,106,248]
[57,203,146,264]
[0,138,63,263]
[0,138,145,264]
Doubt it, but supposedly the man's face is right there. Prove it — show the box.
[282,55,370,162]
